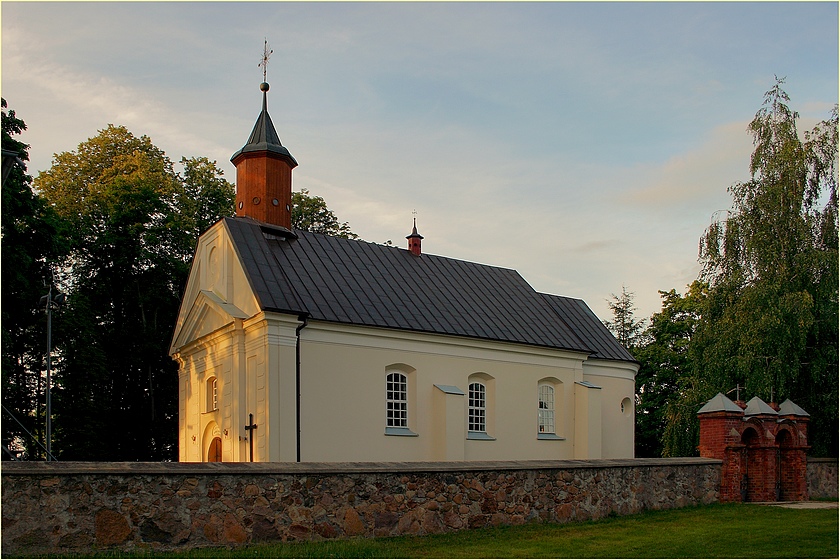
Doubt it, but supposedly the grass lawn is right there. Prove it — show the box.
[39,502,840,559]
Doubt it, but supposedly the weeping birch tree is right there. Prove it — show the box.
[666,79,838,456]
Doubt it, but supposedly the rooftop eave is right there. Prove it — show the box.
[230,143,299,167]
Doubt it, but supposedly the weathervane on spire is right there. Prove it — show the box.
[259,38,273,86]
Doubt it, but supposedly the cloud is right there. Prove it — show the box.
[617,120,753,211]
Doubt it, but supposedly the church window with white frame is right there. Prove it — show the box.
[206,377,218,412]
[538,384,555,434]
[386,372,408,428]
[468,382,487,433]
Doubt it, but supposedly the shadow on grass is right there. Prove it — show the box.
[16,502,840,559]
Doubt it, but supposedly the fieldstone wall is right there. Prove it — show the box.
[807,458,838,499]
[2,458,719,555]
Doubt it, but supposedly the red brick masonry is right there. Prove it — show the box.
[698,399,810,502]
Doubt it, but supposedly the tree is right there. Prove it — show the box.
[292,188,357,239]
[1,99,68,459]
[633,282,707,457]
[689,79,838,456]
[603,286,645,349]
[33,125,234,460]
[174,156,237,251]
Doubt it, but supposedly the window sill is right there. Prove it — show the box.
[385,427,418,437]
[467,431,496,441]
[537,433,565,440]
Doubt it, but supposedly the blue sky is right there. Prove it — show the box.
[3,2,838,320]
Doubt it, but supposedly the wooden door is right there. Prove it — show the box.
[208,437,222,462]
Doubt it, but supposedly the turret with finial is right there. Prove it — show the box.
[230,39,297,231]
[406,211,424,256]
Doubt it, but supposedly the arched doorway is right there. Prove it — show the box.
[775,428,794,501]
[202,421,223,462]
[208,437,222,462]
[741,427,760,502]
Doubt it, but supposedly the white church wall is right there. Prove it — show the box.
[582,359,637,459]
[296,321,596,462]
[177,326,239,462]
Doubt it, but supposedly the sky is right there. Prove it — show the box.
[2,1,838,321]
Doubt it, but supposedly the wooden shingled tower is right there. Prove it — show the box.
[231,42,298,230]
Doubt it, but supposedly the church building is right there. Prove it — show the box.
[169,81,638,463]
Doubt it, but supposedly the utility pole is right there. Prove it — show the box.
[39,283,65,460]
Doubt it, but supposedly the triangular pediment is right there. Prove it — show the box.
[170,220,262,356]
[170,290,249,354]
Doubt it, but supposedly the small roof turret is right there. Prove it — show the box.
[778,399,810,417]
[406,217,423,256]
[697,392,743,414]
[743,396,778,416]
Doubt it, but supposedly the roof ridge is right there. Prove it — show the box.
[291,228,522,274]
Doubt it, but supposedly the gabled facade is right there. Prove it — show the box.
[169,82,638,463]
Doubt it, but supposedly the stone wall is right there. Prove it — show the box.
[2,458,719,555]
[807,458,838,499]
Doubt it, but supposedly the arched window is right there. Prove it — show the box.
[467,373,495,440]
[386,372,408,429]
[538,384,555,434]
[206,377,218,412]
[468,382,487,433]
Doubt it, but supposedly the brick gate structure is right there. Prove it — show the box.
[697,393,810,502]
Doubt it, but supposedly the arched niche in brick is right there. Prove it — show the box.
[697,393,810,503]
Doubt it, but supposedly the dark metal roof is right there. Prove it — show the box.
[538,293,637,362]
[224,217,633,361]
[230,90,298,166]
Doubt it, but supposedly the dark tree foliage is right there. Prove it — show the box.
[292,188,357,239]
[632,283,707,457]
[34,126,234,460]
[1,99,68,460]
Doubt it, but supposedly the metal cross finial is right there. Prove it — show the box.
[259,39,273,83]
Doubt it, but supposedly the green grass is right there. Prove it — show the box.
[24,502,840,559]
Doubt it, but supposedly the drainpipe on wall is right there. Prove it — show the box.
[295,314,309,462]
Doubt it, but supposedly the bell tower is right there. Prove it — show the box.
[231,43,297,229]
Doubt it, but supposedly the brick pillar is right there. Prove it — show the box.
[777,412,810,501]
[698,407,746,503]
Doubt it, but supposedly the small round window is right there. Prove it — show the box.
[252,197,261,205]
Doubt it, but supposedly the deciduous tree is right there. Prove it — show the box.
[690,79,838,456]
[34,126,235,460]
[292,188,357,239]
[634,282,707,457]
